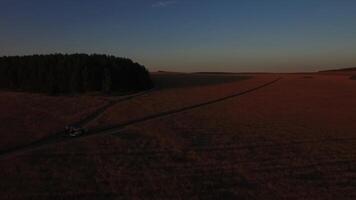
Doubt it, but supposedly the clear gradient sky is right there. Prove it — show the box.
[1,0,356,72]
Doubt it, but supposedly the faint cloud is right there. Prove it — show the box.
[152,1,177,8]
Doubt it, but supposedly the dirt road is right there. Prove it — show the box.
[0,77,279,159]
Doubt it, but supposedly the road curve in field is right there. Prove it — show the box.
[0,77,281,159]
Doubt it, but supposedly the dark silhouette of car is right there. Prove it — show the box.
[65,125,88,137]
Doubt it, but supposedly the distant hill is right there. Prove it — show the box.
[320,67,356,72]
[0,54,153,95]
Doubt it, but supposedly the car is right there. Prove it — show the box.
[65,125,88,137]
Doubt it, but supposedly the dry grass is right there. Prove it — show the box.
[1,73,356,199]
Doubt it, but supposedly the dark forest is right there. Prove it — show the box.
[0,54,153,95]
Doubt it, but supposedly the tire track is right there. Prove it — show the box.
[102,77,282,132]
[74,88,155,127]
[0,78,281,159]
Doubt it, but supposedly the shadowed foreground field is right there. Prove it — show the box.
[1,73,356,199]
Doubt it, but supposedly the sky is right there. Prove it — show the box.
[1,0,356,72]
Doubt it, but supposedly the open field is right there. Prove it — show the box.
[1,72,356,199]
[152,72,250,89]
[0,93,107,150]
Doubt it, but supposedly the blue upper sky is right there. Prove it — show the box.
[1,0,356,72]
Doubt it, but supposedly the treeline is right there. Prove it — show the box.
[0,54,153,95]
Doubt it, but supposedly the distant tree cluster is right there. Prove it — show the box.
[0,54,153,95]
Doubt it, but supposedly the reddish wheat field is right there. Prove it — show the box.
[0,93,107,150]
[1,73,356,199]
